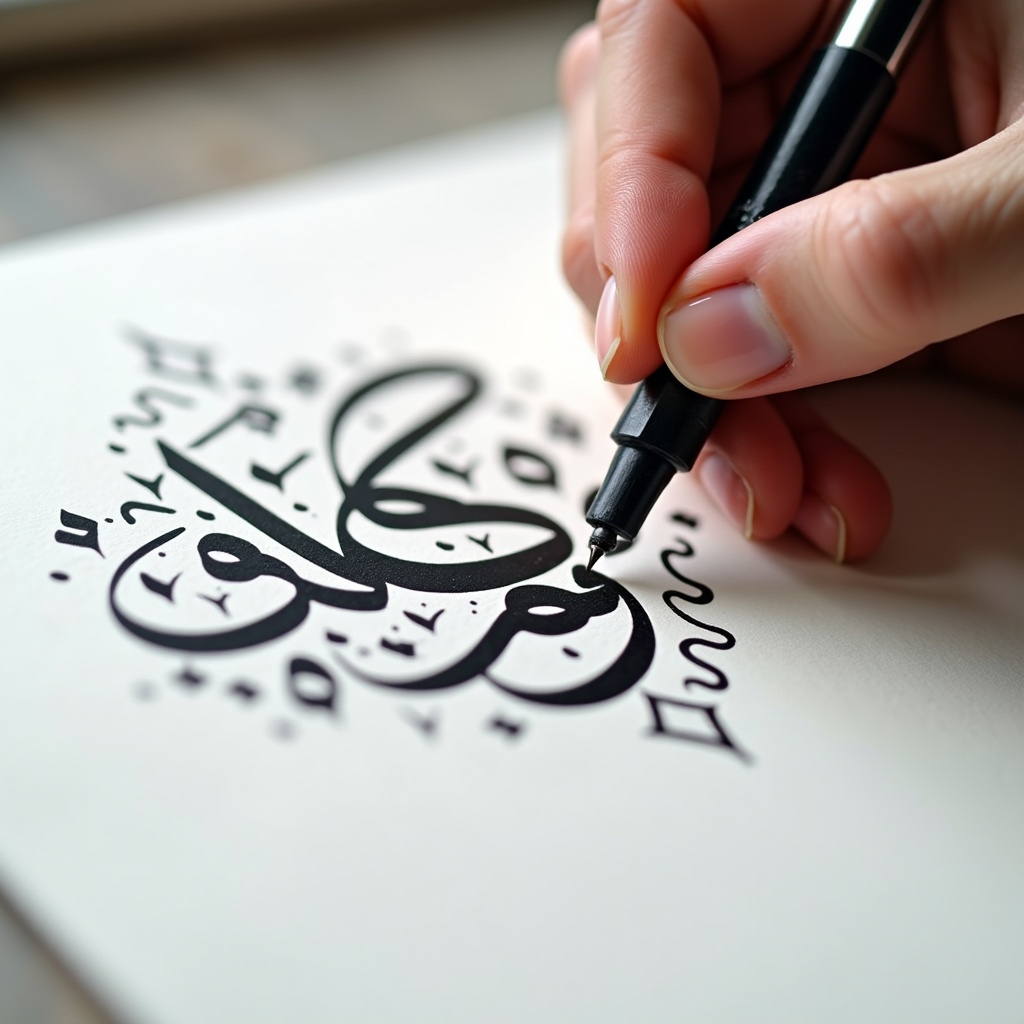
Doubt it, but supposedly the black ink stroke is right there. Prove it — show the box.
[643,693,749,762]
[199,592,231,616]
[173,665,206,688]
[671,512,699,529]
[289,368,320,395]
[108,364,654,709]
[228,681,260,702]
[432,458,477,486]
[401,707,439,738]
[126,472,165,500]
[327,366,574,593]
[125,325,217,388]
[141,571,180,602]
[121,502,176,525]
[55,510,103,557]
[113,388,193,432]
[664,595,736,692]
[342,566,654,708]
[547,412,583,445]
[661,543,713,604]
[502,445,558,489]
[487,715,526,740]
[189,404,279,449]
[159,442,350,578]
[110,530,386,652]
[286,656,339,715]
[404,609,443,632]
[251,451,310,491]
[381,639,415,657]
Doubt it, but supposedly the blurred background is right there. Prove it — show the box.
[0,0,593,245]
[0,1,591,1020]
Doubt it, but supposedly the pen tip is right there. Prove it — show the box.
[585,525,618,570]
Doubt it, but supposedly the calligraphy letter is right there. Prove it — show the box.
[55,510,103,557]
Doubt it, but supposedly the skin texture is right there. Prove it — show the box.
[560,0,1024,562]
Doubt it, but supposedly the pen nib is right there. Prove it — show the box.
[585,525,619,571]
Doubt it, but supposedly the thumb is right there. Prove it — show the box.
[656,121,1024,398]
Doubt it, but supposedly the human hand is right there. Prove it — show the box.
[560,0,1024,561]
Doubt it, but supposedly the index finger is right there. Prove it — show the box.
[594,0,828,383]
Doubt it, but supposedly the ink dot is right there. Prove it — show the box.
[358,647,370,657]
[158,551,166,557]
[50,571,69,582]
[293,502,308,512]
[421,602,427,607]
[228,681,260,702]
[326,631,348,644]
[391,625,399,632]
[104,518,114,524]
[197,510,215,521]
[272,719,297,741]
[563,647,580,658]
[436,541,454,551]
[470,601,478,606]
[108,444,126,454]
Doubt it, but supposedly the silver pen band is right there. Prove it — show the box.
[831,0,937,76]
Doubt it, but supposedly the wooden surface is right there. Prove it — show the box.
[0,3,592,1020]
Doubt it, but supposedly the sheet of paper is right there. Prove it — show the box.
[1,111,1022,1024]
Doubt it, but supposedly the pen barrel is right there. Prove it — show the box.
[589,36,906,548]
[586,444,677,542]
[586,367,721,539]
[610,365,723,473]
[712,44,895,242]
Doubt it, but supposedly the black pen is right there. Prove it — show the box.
[586,0,935,568]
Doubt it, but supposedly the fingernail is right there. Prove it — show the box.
[595,276,621,379]
[793,493,847,563]
[658,283,790,393]
[698,453,755,539]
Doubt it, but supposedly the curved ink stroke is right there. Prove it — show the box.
[111,531,386,652]
[330,365,572,591]
[335,486,572,592]
[328,364,480,488]
[159,441,349,578]
[112,363,654,708]
[341,567,655,707]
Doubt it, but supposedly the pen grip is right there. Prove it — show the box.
[605,45,896,473]
[588,42,901,546]
[712,44,895,243]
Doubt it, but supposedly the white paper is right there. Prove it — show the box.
[1,111,1022,1024]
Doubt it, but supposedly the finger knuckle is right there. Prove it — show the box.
[596,0,642,39]
[816,177,946,344]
